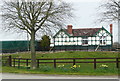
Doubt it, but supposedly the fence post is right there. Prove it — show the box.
[13,58,15,67]
[73,59,75,65]
[18,58,20,68]
[26,59,28,67]
[54,59,56,68]
[37,59,39,68]
[94,58,96,69]
[116,58,119,68]
[8,55,12,67]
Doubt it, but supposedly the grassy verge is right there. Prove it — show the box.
[2,65,118,76]
[2,51,119,75]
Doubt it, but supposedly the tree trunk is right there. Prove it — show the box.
[118,2,120,44]
[30,31,37,69]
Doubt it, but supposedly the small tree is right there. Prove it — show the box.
[40,35,50,51]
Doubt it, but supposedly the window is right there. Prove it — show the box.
[100,40,102,44]
[82,37,88,45]
[100,36,106,45]
[82,40,88,45]
[65,37,67,42]
[100,40,106,45]
[103,40,106,44]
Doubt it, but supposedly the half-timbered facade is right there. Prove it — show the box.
[53,24,113,51]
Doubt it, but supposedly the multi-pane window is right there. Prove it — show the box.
[100,40,105,44]
[100,36,106,45]
[65,37,67,42]
[82,37,88,45]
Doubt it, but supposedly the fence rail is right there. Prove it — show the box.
[2,55,12,66]
[2,55,120,69]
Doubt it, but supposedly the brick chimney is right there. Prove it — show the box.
[67,25,73,35]
[110,24,113,34]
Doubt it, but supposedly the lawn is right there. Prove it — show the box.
[3,51,119,58]
[2,51,119,75]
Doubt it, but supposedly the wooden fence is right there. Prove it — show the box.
[2,55,12,66]
[2,55,120,69]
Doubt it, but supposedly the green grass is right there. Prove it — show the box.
[3,51,119,58]
[2,64,118,75]
[2,51,119,75]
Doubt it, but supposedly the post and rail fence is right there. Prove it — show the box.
[2,55,120,69]
[2,55,12,66]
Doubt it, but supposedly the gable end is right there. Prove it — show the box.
[53,29,70,38]
[94,27,112,37]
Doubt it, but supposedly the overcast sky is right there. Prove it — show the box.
[0,0,118,42]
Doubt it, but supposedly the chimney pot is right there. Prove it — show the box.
[110,24,113,34]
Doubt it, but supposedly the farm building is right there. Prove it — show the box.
[0,40,30,53]
[0,40,40,53]
[53,24,113,51]
[0,39,52,53]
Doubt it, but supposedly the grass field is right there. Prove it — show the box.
[3,51,119,58]
[2,51,119,75]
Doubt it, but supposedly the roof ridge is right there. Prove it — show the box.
[64,28,102,36]
[72,28,101,30]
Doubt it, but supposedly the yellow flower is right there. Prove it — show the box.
[78,65,80,67]
[58,64,65,68]
[100,64,108,68]
[73,65,77,68]
[58,65,61,67]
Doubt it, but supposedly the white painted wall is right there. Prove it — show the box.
[54,29,112,46]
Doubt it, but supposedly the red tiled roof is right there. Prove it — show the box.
[65,28,101,36]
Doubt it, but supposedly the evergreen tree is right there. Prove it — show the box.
[40,35,50,51]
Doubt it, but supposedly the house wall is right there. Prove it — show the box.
[54,45,112,51]
[54,29,112,46]
[53,28,112,51]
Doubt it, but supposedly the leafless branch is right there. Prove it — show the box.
[96,0,120,23]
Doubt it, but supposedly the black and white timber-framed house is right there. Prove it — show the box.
[53,24,113,51]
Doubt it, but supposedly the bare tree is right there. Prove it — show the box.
[96,0,120,44]
[2,0,73,69]
[97,0,120,22]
